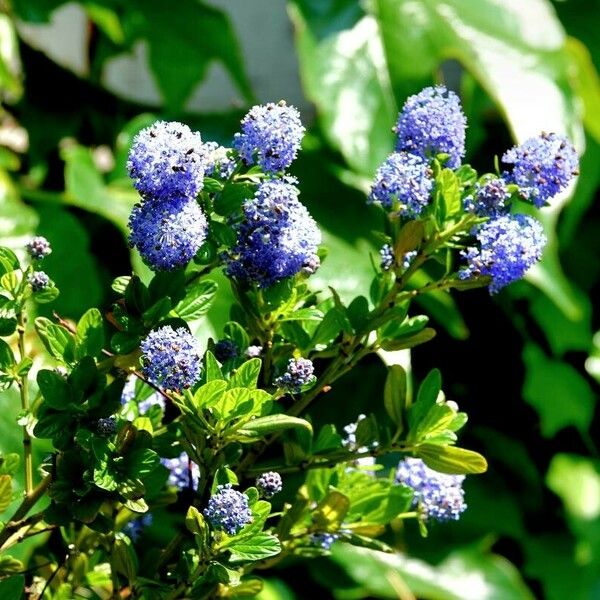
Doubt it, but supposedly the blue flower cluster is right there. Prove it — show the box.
[127,121,211,271]
[464,177,510,217]
[395,86,467,169]
[96,417,117,436]
[310,533,339,550]
[28,271,49,291]
[380,244,394,271]
[26,236,51,260]
[233,101,305,173]
[502,132,579,207]
[124,513,153,542]
[395,457,467,522]
[226,179,321,287]
[161,452,200,490]
[128,198,208,271]
[140,326,202,391]
[369,152,433,217]
[459,214,546,294]
[204,484,253,535]
[204,141,236,179]
[256,471,283,498]
[214,339,239,363]
[275,357,315,393]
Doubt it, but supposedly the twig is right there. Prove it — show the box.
[16,310,33,494]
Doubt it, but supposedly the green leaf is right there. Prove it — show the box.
[0,317,17,337]
[416,443,488,475]
[438,169,461,220]
[126,449,160,478]
[193,380,228,409]
[223,321,250,353]
[229,358,262,389]
[0,453,19,476]
[215,182,255,216]
[0,15,22,101]
[112,275,131,295]
[0,574,24,599]
[290,10,396,176]
[0,248,19,276]
[112,533,138,583]
[125,0,254,111]
[76,308,104,358]
[380,327,436,351]
[375,0,583,145]
[0,339,15,373]
[204,351,223,381]
[227,533,281,562]
[0,474,12,513]
[383,365,407,427]
[313,490,350,529]
[174,280,218,321]
[279,308,325,322]
[32,284,59,304]
[235,414,313,440]
[35,317,75,363]
[408,368,441,430]
[37,369,73,409]
[0,555,23,577]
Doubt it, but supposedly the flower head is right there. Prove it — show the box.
[28,271,49,291]
[233,102,305,173]
[140,326,202,391]
[310,533,339,550]
[395,457,466,522]
[275,357,315,393]
[368,152,433,217]
[395,86,466,168]
[124,514,153,542]
[459,214,546,294]
[26,236,51,260]
[96,417,117,436]
[214,339,239,363]
[226,179,321,287]
[256,471,283,498]
[128,198,208,271]
[245,345,263,358]
[127,121,207,201]
[380,244,394,271]
[161,452,200,490]
[464,177,510,217]
[204,484,253,535]
[204,141,236,179]
[502,132,579,207]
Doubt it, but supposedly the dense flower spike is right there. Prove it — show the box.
[161,452,200,490]
[464,177,510,217]
[233,101,305,172]
[214,339,239,363]
[96,417,117,436]
[26,236,51,260]
[275,357,315,393]
[128,198,208,271]
[395,86,466,169]
[395,457,467,522]
[28,271,49,291]
[380,244,394,271]
[204,484,253,535]
[256,471,283,498]
[140,326,202,390]
[459,214,546,294]
[502,132,579,207]
[368,152,434,217]
[127,121,207,201]
[204,141,236,179]
[226,179,321,287]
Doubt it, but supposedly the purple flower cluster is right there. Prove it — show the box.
[395,457,466,522]
[226,179,321,287]
[124,513,153,542]
[28,271,49,291]
[380,244,394,271]
[96,417,117,436]
[310,533,339,550]
[369,152,433,217]
[204,141,236,179]
[233,102,305,173]
[256,471,283,498]
[204,484,253,535]
[395,86,467,169]
[161,452,200,490]
[464,177,510,217]
[140,326,201,391]
[128,198,208,271]
[502,132,579,207]
[275,357,315,393]
[459,214,546,294]
[26,236,51,260]
[214,339,239,363]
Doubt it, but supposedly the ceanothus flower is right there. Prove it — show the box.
[245,345,263,358]
[380,244,394,271]
[368,152,434,217]
[128,198,208,271]
[233,101,305,172]
[226,179,321,287]
[275,357,315,393]
[459,214,546,294]
[161,452,200,490]
[96,417,117,436]
[310,533,339,550]
[204,484,253,535]
[140,326,202,391]
[502,132,579,207]
[214,339,239,363]
[342,414,377,468]
[28,271,49,291]
[395,86,466,168]
[256,471,283,498]
[124,513,153,542]
[26,236,51,260]
[127,121,207,201]
[395,457,466,522]
[464,177,510,217]
[204,141,236,179]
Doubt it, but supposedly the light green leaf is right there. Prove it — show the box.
[174,280,218,321]
[0,475,12,513]
[416,443,488,475]
[227,533,281,562]
[235,414,313,440]
[76,308,104,358]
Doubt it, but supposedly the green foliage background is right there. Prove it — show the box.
[1,0,599,597]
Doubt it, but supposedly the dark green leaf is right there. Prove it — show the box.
[383,365,406,427]
[76,308,104,358]
[174,280,218,321]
